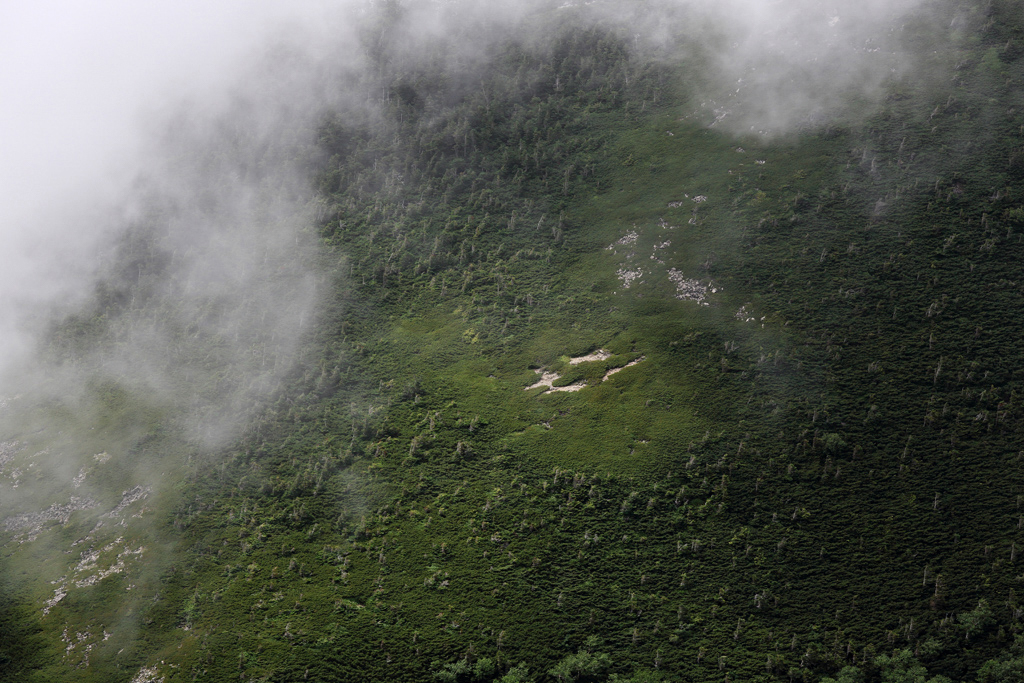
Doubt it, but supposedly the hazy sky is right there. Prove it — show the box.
[0,0,335,195]
[0,0,344,380]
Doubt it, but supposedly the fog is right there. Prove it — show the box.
[0,0,326,319]
[0,0,953,535]
[0,0,939,427]
[0,0,360,441]
[585,0,935,136]
[694,0,935,135]
[0,4,371,655]
[0,0,960,674]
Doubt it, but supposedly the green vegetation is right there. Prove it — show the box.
[4,0,1024,681]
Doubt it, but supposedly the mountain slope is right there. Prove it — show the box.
[3,1,1024,681]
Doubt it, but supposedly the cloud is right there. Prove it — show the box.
[0,0,954,459]
[563,0,935,135]
[690,0,937,134]
[0,1,360,441]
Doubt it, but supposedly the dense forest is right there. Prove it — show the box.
[3,0,1024,681]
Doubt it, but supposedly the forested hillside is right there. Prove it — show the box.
[3,1,1024,681]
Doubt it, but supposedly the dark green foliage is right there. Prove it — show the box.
[822,667,867,683]
[548,638,612,681]
[433,657,534,683]
[875,650,952,683]
[978,637,1024,682]
[0,575,43,679]
[7,1,1024,682]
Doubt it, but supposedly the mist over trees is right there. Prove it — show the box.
[2,0,1024,681]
